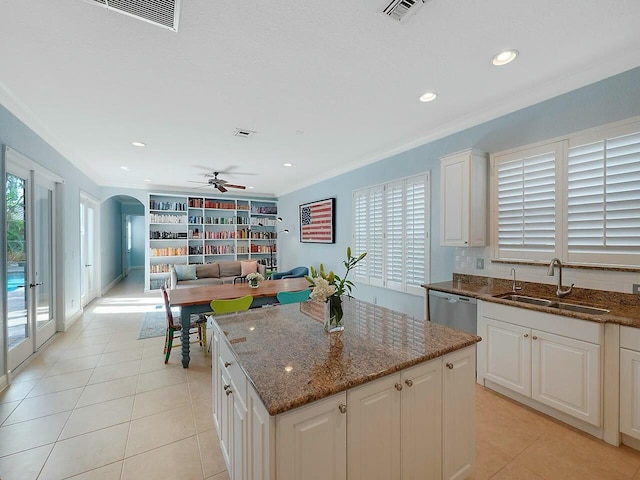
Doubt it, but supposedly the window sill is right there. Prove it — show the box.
[491,259,640,273]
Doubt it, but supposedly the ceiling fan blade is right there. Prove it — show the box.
[225,184,247,190]
[187,180,209,184]
[217,184,228,193]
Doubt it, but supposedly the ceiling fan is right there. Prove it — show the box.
[188,171,247,193]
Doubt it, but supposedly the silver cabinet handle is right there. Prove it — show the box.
[395,383,403,391]
[524,333,529,338]
[223,384,230,391]
[338,404,347,414]
[224,361,231,367]
[226,389,233,396]
[405,379,413,387]
[532,335,538,340]
[446,362,454,370]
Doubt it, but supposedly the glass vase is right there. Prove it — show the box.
[249,280,260,288]
[324,295,344,333]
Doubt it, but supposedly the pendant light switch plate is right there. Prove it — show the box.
[633,284,640,294]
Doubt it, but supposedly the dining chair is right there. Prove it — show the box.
[209,295,254,315]
[161,285,207,364]
[276,289,311,304]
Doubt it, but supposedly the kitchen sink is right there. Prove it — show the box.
[554,303,610,315]
[494,293,610,315]
[494,294,555,307]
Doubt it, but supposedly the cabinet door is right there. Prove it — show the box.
[212,326,220,429]
[348,374,401,480]
[532,330,601,426]
[440,153,470,246]
[219,362,232,469]
[621,348,640,440]
[484,318,531,397]
[276,393,346,480]
[248,386,272,480]
[401,359,442,480]
[443,346,476,480]
[231,379,247,480]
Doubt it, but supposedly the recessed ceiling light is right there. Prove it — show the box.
[120,166,129,171]
[491,49,519,66]
[419,92,438,103]
[144,178,152,182]
[283,163,293,167]
[132,141,146,147]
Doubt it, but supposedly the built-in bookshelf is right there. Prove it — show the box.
[147,194,278,290]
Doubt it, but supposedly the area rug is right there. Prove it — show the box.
[138,308,206,339]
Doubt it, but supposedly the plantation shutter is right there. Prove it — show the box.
[369,186,384,287]
[405,175,427,294]
[385,181,404,291]
[352,189,369,283]
[568,130,640,262]
[496,147,556,260]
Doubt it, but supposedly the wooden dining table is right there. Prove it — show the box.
[169,277,310,367]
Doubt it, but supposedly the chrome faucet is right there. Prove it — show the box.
[547,258,574,297]
[510,268,522,292]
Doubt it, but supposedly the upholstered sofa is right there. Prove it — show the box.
[169,261,266,289]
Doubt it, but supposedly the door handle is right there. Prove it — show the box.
[29,282,44,288]
[85,264,93,267]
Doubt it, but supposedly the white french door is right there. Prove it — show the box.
[6,161,57,371]
[80,193,99,307]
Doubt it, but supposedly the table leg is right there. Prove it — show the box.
[181,306,191,368]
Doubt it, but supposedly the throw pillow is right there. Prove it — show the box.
[241,261,258,276]
[174,264,197,281]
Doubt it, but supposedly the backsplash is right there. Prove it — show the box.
[454,247,640,294]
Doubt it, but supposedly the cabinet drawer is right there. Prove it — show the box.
[219,336,247,401]
[479,300,602,344]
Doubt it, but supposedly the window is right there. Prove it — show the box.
[353,173,429,295]
[126,217,132,252]
[492,117,640,267]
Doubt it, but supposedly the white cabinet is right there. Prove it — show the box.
[478,301,602,428]
[277,392,347,480]
[247,386,273,480]
[532,329,600,425]
[620,326,640,441]
[348,349,475,480]
[401,360,442,480]
[484,318,531,397]
[440,149,487,247]
[442,346,476,480]
[348,375,401,480]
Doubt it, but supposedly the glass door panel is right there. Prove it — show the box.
[6,171,31,369]
[80,195,97,307]
[34,180,55,348]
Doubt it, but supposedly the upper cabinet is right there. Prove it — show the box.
[440,149,487,247]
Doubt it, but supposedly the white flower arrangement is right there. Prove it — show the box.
[309,276,336,303]
[246,272,265,283]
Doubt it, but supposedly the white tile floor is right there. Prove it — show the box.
[0,271,227,480]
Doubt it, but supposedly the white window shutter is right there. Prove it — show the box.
[369,187,385,287]
[385,181,404,291]
[353,189,369,283]
[496,147,556,260]
[405,175,427,293]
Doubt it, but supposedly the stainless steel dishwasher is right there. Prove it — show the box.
[428,289,477,335]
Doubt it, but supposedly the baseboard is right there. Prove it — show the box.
[0,374,7,393]
[129,265,144,270]
[64,308,83,331]
[101,274,123,296]
[622,434,640,452]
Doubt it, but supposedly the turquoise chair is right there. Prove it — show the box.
[276,289,311,304]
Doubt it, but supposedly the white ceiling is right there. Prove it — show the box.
[1,0,640,197]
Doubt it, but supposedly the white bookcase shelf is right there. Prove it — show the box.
[146,194,278,290]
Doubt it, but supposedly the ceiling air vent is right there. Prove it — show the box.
[233,128,257,138]
[382,0,427,23]
[87,0,181,32]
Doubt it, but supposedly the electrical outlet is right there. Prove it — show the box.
[633,284,640,294]
[476,258,485,270]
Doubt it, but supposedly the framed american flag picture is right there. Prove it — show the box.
[299,198,335,243]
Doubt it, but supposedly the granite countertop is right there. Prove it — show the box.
[214,298,481,416]
[425,274,640,328]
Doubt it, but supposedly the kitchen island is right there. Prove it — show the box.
[210,297,481,480]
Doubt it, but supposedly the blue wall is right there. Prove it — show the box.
[278,67,640,318]
[100,197,123,290]
[130,215,145,267]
